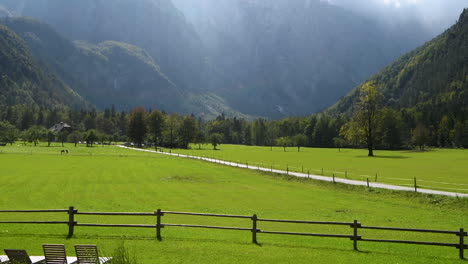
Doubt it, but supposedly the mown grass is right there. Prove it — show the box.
[0,143,467,263]
[169,144,468,193]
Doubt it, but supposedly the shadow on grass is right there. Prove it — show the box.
[0,233,460,262]
[355,155,409,159]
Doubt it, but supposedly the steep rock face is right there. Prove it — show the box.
[329,8,468,122]
[173,0,431,118]
[0,24,90,109]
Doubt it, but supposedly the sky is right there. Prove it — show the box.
[329,0,467,34]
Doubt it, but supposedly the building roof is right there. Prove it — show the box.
[49,122,72,132]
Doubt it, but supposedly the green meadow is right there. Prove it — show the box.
[0,143,467,263]
[170,144,468,193]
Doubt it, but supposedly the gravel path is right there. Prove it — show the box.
[119,146,468,198]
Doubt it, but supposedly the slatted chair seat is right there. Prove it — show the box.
[3,249,44,264]
[74,245,110,264]
[42,244,73,264]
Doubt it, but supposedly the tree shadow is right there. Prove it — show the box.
[355,155,409,159]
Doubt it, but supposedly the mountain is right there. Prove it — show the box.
[0,17,186,112]
[173,0,432,118]
[329,8,468,124]
[1,0,433,119]
[0,23,90,109]
[0,0,210,93]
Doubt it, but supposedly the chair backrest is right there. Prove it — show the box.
[4,249,32,264]
[74,245,99,264]
[43,244,67,264]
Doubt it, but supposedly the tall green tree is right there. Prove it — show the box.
[411,123,430,150]
[343,81,383,156]
[209,133,224,150]
[276,137,292,152]
[178,115,196,149]
[0,121,19,145]
[293,134,307,152]
[128,107,147,147]
[147,110,166,149]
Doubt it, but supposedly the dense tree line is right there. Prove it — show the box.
[1,97,467,151]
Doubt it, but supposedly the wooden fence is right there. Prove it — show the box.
[0,207,466,259]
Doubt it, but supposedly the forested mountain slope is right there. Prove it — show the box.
[0,24,90,109]
[330,8,468,126]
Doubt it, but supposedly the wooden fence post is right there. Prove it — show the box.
[287,165,289,175]
[252,214,258,244]
[352,220,359,251]
[307,170,310,178]
[367,178,370,188]
[414,177,418,192]
[459,228,465,259]
[375,173,378,182]
[156,209,163,241]
[67,206,76,238]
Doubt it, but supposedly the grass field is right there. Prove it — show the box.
[0,143,467,263]
[168,144,468,193]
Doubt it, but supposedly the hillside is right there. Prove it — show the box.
[0,24,90,109]
[330,8,468,125]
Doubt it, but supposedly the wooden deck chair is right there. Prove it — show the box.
[74,245,110,264]
[3,249,43,264]
[42,244,69,264]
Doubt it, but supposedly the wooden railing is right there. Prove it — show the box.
[0,207,466,259]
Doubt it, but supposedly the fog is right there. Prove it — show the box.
[173,0,467,36]
[327,0,467,34]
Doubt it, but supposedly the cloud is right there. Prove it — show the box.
[331,0,466,34]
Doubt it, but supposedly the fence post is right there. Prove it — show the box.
[459,228,465,259]
[156,209,163,241]
[333,174,335,183]
[252,214,258,244]
[287,165,289,175]
[367,178,369,188]
[375,173,378,182]
[308,170,310,178]
[352,220,359,251]
[414,177,417,192]
[67,206,76,238]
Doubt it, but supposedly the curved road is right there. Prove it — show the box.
[119,146,468,198]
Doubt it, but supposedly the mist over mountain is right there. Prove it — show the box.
[330,0,466,36]
[0,0,449,119]
[173,0,432,117]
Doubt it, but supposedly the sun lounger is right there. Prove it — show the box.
[42,244,77,264]
[74,245,111,264]
[3,249,45,264]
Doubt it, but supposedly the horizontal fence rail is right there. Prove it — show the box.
[0,207,466,259]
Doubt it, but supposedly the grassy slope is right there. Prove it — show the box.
[169,144,468,193]
[0,144,467,263]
